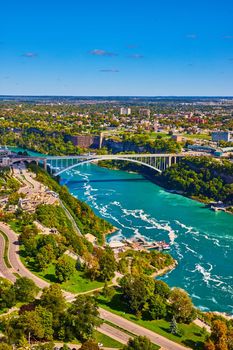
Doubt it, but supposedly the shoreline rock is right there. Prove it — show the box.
[151,260,178,278]
[105,226,118,235]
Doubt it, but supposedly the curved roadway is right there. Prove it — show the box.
[0,232,16,283]
[0,221,193,350]
[0,222,49,289]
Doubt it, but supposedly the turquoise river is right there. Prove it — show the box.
[10,148,233,314]
[61,164,233,315]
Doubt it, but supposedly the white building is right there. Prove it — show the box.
[120,107,131,115]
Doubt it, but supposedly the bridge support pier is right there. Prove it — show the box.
[43,159,47,170]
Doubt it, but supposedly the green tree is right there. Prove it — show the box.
[13,277,39,302]
[169,316,178,335]
[55,255,75,282]
[35,306,54,340]
[21,236,38,257]
[0,286,16,309]
[122,336,154,350]
[0,344,12,350]
[35,244,55,270]
[32,343,55,350]
[67,295,101,341]
[80,340,100,350]
[98,247,116,281]
[148,294,167,320]
[102,283,116,301]
[120,274,155,313]
[0,277,16,309]
[154,280,171,299]
[169,288,196,323]
[4,308,52,343]
[40,284,66,324]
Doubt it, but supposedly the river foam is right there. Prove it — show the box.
[62,164,233,314]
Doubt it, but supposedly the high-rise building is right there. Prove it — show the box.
[120,107,131,115]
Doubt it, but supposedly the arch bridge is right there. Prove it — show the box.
[44,153,184,176]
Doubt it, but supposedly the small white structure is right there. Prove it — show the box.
[85,233,97,245]
[108,241,125,253]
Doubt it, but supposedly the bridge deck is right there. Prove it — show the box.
[45,153,184,160]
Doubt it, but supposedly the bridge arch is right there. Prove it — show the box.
[51,156,162,176]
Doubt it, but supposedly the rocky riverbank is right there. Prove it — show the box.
[151,260,178,278]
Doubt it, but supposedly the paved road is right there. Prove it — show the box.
[0,222,49,289]
[0,232,16,283]
[0,222,193,350]
[99,308,189,350]
[97,323,129,345]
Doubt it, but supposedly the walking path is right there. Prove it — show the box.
[59,199,82,236]
[193,319,211,333]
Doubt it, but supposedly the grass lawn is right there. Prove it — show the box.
[0,230,11,268]
[149,132,170,140]
[98,293,206,350]
[94,330,123,348]
[20,249,104,294]
[183,134,211,141]
[60,267,104,294]
[9,220,22,234]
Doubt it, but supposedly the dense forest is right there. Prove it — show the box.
[99,157,233,206]
[28,163,113,244]
[157,157,233,204]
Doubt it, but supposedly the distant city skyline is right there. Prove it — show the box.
[0,0,233,96]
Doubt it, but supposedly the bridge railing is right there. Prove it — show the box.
[45,154,183,176]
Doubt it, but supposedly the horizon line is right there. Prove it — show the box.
[1,94,233,98]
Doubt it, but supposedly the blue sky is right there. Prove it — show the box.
[0,0,233,96]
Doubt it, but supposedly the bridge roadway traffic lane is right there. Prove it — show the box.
[0,221,191,350]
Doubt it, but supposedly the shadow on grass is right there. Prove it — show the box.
[183,339,204,350]
[194,332,202,337]
[43,274,58,283]
[160,326,174,334]
[100,293,132,314]
[19,249,28,258]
